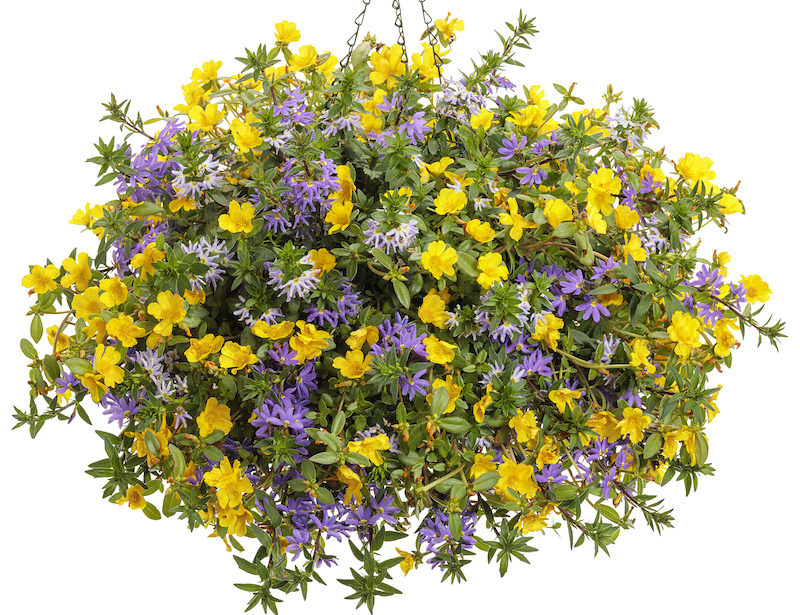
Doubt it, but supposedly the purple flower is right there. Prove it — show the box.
[535,463,567,486]
[576,295,611,322]
[399,369,428,400]
[600,467,617,500]
[497,134,527,160]
[519,348,554,378]
[560,270,586,295]
[397,111,430,145]
[100,392,141,428]
[517,165,547,186]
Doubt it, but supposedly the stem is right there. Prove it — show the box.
[553,347,630,370]
[420,463,465,492]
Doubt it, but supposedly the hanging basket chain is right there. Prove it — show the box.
[392,0,408,63]
[338,0,371,72]
[419,0,443,80]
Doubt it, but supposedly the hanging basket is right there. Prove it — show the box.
[15,6,784,613]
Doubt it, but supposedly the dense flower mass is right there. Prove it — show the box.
[15,11,785,614]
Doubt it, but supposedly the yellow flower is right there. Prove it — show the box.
[82,317,107,344]
[713,320,738,357]
[585,411,622,444]
[345,326,379,350]
[425,375,462,415]
[325,200,353,234]
[99,277,128,307]
[218,200,255,234]
[396,548,415,576]
[676,153,715,182]
[423,335,457,364]
[115,484,147,510]
[61,252,92,291]
[472,389,493,423]
[584,202,607,235]
[535,436,560,469]
[464,219,495,243]
[587,168,621,215]
[667,311,702,358]
[418,293,450,329]
[496,455,539,501]
[274,21,301,44]
[716,251,731,277]
[346,434,391,466]
[174,82,209,114]
[22,264,60,294]
[46,325,70,353]
[420,240,458,280]
[640,163,666,183]
[337,465,363,504]
[94,344,124,388]
[191,60,223,84]
[543,199,574,229]
[421,156,454,183]
[184,287,206,305]
[434,188,467,215]
[72,287,104,321]
[197,397,233,438]
[530,313,563,350]
[332,350,374,380]
[621,233,647,262]
[740,274,771,303]
[185,333,225,363]
[470,453,497,480]
[147,290,186,337]
[288,45,318,72]
[318,52,339,80]
[307,248,336,275]
[498,197,537,241]
[230,112,263,154]
[469,108,494,130]
[289,320,331,363]
[508,410,539,445]
[251,321,294,341]
[718,193,743,215]
[614,205,640,230]
[509,105,545,129]
[130,243,165,279]
[435,13,464,41]
[106,314,147,348]
[410,42,447,81]
[548,388,581,413]
[204,458,253,509]
[628,339,655,374]
[476,252,509,290]
[186,104,226,132]
[219,504,254,536]
[517,504,557,534]
[79,372,108,403]
[369,44,406,88]
[616,406,651,444]
[219,341,258,374]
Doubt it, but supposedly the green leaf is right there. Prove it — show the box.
[162,489,180,517]
[371,248,393,270]
[448,512,463,542]
[249,523,273,548]
[169,443,186,478]
[309,451,338,465]
[30,315,44,343]
[589,284,618,295]
[128,202,167,218]
[552,484,579,501]
[392,279,411,309]
[551,222,577,238]
[456,252,479,277]
[142,502,162,520]
[331,411,345,436]
[694,433,709,466]
[643,432,663,459]
[439,416,470,434]
[430,386,450,416]
[65,357,93,377]
[472,471,499,491]
[43,355,61,382]
[203,446,224,462]
[631,293,653,326]
[598,504,620,524]
[20,338,38,360]
[145,430,161,458]
[315,487,335,505]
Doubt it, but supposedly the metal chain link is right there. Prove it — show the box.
[392,0,408,63]
[419,0,443,80]
[339,0,371,72]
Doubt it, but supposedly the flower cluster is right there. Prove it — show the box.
[15,12,785,613]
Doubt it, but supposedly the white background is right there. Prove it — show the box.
[2,1,797,613]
